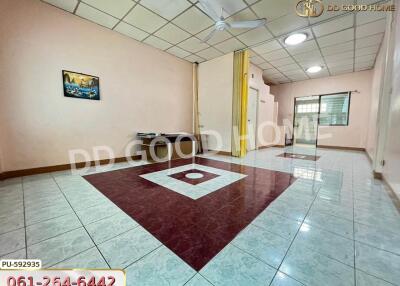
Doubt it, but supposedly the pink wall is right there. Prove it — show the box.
[249,64,276,147]
[0,0,193,172]
[383,6,400,195]
[198,53,234,152]
[271,70,373,148]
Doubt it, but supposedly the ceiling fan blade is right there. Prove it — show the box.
[229,19,266,29]
[198,0,221,22]
[202,28,217,43]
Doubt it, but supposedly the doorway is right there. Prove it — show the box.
[293,92,351,148]
[293,96,319,147]
[247,88,258,151]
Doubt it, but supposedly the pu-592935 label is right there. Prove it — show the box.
[0,260,42,270]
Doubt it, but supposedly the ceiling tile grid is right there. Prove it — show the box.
[42,0,389,84]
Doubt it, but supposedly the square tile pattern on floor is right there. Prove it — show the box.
[84,157,296,271]
[140,163,247,199]
[1,147,400,286]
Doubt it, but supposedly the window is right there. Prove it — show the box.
[319,92,350,126]
[297,103,319,113]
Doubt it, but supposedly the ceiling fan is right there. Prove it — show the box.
[199,0,266,42]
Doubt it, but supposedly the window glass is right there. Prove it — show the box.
[319,93,350,126]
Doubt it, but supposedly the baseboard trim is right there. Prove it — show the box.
[274,145,285,148]
[216,151,232,156]
[0,156,141,180]
[257,144,285,149]
[317,145,366,152]
[204,150,232,156]
[257,145,271,150]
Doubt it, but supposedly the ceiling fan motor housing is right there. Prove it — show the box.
[215,20,228,31]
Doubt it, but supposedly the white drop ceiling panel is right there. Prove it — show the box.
[197,0,247,19]
[356,33,384,49]
[262,68,282,76]
[178,37,210,53]
[252,40,282,55]
[355,45,380,57]
[154,23,191,44]
[309,0,354,24]
[140,0,191,20]
[82,0,135,18]
[278,63,301,72]
[41,0,389,84]
[250,56,266,65]
[317,28,355,48]
[143,36,172,50]
[356,10,387,26]
[214,38,246,53]
[331,68,353,75]
[258,62,274,70]
[114,22,149,41]
[167,46,191,58]
[196,47,224,60]
[284,69,307,77]
[355,54,376,63]
[267,12,309,37]
[309,69,329,78]
[326,58,354,67]
[330,64,354,73]
[356,18,386,39]
[355,60,375,69]
[285,39,318,55]
[288,74,308,81]
[43,0,78,12]
[124,4,167,33]
[324,51,354,63]
[262,49,290,61]
[225,8,259,36]
[172,6,214,34]
[312,14,354,37]
[76,3,119,29]
[251,0,294,22]
[185,54,206,63]
[321,41,354,57]
[293,50,323,62]
[269,57,296,67]
[236,27,273,46]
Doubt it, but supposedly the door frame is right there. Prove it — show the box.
[248,87,259,151]
[292,91,352,147]
[373,8,395,173]
[292,96,320,147]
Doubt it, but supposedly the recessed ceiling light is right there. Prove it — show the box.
[284,33,307,46]
[306,66,322,73]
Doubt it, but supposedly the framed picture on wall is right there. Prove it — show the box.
[62,70,100,100]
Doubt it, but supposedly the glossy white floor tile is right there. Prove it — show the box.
[0,147,399,286]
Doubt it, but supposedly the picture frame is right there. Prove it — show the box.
[62,70,100,100]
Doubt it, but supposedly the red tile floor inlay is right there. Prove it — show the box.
[169,169,219,185]
[277,152,320,161]
[84,157,296,270]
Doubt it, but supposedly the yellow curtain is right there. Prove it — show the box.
[231,50,249,157]
[193,63,202,153]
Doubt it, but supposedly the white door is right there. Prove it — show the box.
[247,88,258,151]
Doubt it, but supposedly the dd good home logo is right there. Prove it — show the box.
[296,0,324,17]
